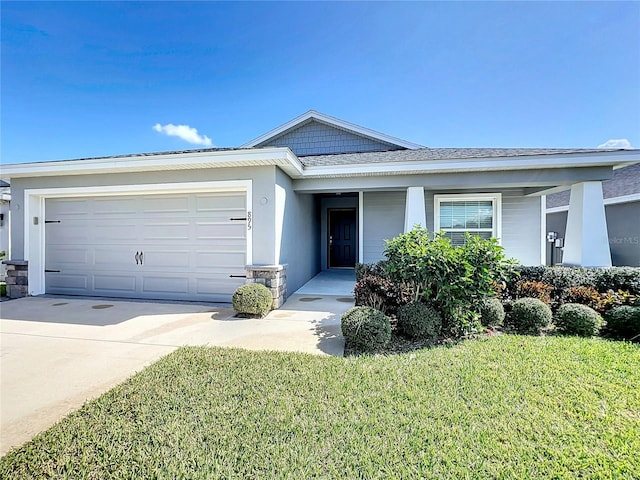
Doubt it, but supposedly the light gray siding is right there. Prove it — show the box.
[275,168,320,292]
[500,194,542,265]
[259,120,402,156]
[362,191,404,263]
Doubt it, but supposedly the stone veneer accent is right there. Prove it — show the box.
[3,260,29,299]
[245,264,287,309]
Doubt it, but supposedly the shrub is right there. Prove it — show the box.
[510,297,552,335]
[479,297,505,327]
[600,290,638,312]
[383,226,517,338]
[514,280,553,304]
[602,306,640,342]
[354,274,413,316]
[396,302,442,341]
[556,303,603,337]
[355,261,387,281]
[341,306,391,351]
[592,267,640,295]
[232,283,273,317]
[564,285,602,311]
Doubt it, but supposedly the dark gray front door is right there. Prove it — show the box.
[328,208,356,268]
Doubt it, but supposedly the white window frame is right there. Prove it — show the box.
[433,193,502,244]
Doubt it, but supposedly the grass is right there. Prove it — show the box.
[2,335,639,479]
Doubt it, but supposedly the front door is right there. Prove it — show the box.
[328,208,356,268]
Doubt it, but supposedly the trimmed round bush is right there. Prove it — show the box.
[479,298,505,327]
[556,303,603,337]
[510,297,552,335]
[397,302,442,340]
[232,283,273,316]
[603,306,640,341]
[341,306,391,351]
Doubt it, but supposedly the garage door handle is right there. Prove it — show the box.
[135,252,140,265]
[139,251,143,265]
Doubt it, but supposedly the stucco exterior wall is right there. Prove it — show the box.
[275,168,320,293]
[9,166,278,265]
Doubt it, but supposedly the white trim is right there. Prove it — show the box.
[358,191,364,263]
[433,193,502,244]
[546,192,640,213]
[541,195,547,265]
[2,147,304,180]
[301,151,639,178]
[242,110,424,150]
[24,180,253,296]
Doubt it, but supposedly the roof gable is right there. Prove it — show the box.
[241,110,423,155]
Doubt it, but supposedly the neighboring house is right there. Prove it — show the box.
[0,180,10,279]
[2,110,639,303]
[546,163,640,267]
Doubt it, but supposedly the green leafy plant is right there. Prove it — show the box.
[396,301,442,341]
[593,267,640,295]
[479,297,505,327]
[556,303,603,337]
[599,290,638,312]
[354,261,387,282]
[232,283,273,317]
[341,306,391,351]
[383,226,516,338]
[602,306,640,342]
[509,297,552,335]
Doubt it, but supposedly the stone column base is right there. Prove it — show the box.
[245,264,287,309]
[2,260,29,298]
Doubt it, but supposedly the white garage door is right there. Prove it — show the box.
[44,192,247,302]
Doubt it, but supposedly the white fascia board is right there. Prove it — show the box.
[242,110,424,149]
[1,147,304,179]
[300,151,640,178]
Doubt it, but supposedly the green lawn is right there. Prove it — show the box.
[2,336,639,479]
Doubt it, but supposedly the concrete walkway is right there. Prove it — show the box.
[0,271,355,455]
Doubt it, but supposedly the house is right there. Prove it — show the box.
[0,180,10,279]
[2,110,639,303]
[546,163,640,267]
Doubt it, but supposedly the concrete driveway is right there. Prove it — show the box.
[0,293,350,455]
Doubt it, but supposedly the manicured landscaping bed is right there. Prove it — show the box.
[2,336,639,478]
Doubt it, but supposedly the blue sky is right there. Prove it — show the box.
[1,1,639,164]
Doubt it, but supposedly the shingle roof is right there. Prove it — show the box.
[298,147,627,167]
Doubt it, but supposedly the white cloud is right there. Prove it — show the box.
[153,123,213,146]
[597,138,633,149]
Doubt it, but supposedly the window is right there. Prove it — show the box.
[434,194,501,246]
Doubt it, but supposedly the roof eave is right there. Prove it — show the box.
[299,151,639,178]
[1,147,304,180]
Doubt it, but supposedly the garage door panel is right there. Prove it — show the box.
[141,195,190,214]
[142,276,189,295]
[46,273,89,291]
[94,247,140,267]
[45,192,247,302]
[196,194,245,211]
[142,222,191,241]
[93,198,138,215]
[46,199,90,217]
[94,275,137,292]
[46,247,89,266]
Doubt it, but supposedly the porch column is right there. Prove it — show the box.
[563,181,611,267]
[404,186,426,232]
